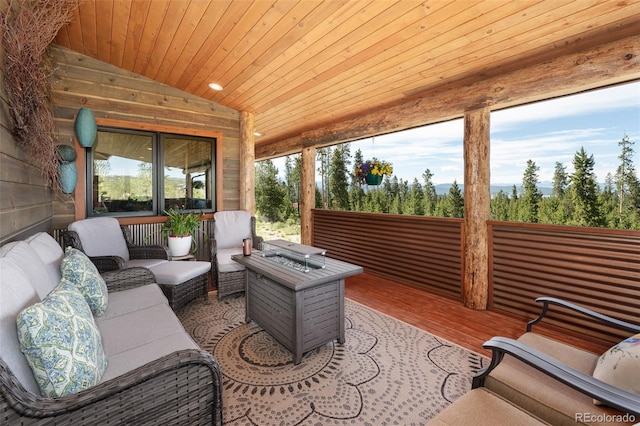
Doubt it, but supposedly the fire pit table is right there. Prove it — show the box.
[232,240,363,364]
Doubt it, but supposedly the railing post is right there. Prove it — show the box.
[240,111,256,214]
[300,146,316,245]
[463,107,490,309]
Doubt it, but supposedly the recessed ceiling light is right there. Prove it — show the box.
[254,132,262,137]
[208,83,223,91]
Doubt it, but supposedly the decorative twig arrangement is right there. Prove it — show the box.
[0,0,77,190]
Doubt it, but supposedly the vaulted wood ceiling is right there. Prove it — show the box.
[54,0,640,157]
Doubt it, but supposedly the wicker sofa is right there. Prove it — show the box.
[0,231,223,425]
[431,297,640,425]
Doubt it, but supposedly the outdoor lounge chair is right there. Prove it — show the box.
[472,297,640,425]
[210,210,263,300]
[62,217,211,311]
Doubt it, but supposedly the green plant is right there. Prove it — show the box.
[353,158,393,184]
[162,209,203,237]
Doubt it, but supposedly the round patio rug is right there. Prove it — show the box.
[178,294,486,425]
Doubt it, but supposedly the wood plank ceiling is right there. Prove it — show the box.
[54,0,640,159]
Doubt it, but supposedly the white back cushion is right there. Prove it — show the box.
[0,258,41,395]
[214,211,252,250]
[0,241,56,299]
[68,217,130,261]
[26,232,64,286]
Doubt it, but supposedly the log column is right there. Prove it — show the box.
[300,146,316,245]
[463,107,490,310]
[240,111,256,214]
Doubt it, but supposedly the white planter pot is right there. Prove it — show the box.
[168,235,192,257]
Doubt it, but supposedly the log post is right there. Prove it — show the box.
[240,111,256,214]
[463,107,490,310]
[300,146,316,245]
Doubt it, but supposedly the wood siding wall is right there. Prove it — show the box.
[48,45,242,229]
[490,222,640,344]
[312,209,463,299]
[0,0,54,244]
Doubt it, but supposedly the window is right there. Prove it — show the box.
[87,128,215,216]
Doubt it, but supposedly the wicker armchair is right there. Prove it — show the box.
[0,266,223,425]
[62,217,170,273]
[211,211,263,299]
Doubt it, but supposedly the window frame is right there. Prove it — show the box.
[84,125,218,218]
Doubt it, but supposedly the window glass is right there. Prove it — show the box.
[163,135,213,211]
[92,130,154,215]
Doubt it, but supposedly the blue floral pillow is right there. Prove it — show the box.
[61,247,108,316]
[16,279,108,397]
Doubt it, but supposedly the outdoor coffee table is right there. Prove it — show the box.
[232,240,362,364]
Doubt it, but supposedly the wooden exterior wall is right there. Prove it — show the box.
[48,45,241,228]
[312,209,463,299]
[0,0,54,244]
[490,222,640,344]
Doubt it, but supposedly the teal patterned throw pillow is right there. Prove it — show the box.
[61,247,108,316]
[16,279,108,398]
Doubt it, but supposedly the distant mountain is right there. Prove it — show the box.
[434,183,554,196]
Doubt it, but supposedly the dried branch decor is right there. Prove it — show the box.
[0,0,77,190]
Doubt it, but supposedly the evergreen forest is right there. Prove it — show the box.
[255,135,640,230]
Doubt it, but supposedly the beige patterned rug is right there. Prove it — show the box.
[178,294,486,425]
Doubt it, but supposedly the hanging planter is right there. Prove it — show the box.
[354,158,393,186]
[365,174,384,185]
[75,107,97,148]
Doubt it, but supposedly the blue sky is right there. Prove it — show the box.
[272,80,639,186]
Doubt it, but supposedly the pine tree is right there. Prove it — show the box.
[521,160,542,223]
[615,135,640,229]
[255,160,285,222]
[448,180,464,218]
[422,168,437,216]
[328,145,350,210]
[569,147,604,227]
[552,161,568,197]
[316,147,332,208]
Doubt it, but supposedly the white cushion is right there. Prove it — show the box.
[216,248,245,272]
[99,284,168,320]
[0,241,56,299]
[126,258,169,269]
[592,333,640,403]
[149,261,210,285]
[26,232,64,285]
[68,217,130,261]
[214,211,252,250]
[0,258,41,395]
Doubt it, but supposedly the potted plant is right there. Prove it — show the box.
[162,209,203,257]
[354,158,393,185]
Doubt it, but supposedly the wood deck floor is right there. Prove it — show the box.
[345,273,612,357]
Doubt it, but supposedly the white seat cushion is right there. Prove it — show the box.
[216,248,245,273]
[99,284,168,320]
[148,261,211,285]
[0,241,56,299]
[126,258,169,269]
[26,232,64,286]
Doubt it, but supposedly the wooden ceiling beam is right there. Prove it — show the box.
[256,33,640,161]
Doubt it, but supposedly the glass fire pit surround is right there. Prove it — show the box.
[260,239,326,272]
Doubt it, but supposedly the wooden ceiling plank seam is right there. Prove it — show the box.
[131,0,172,76]
[215,0,384,106]
[253,1,633,133]
[214,0,407,107]
[206,0,350,104]
[164,0,241,88]
[149,0,219,82]
[60,2,85,54]
[94,0,113,63]
[181,0,281,95]
[139,0,190,78]
[120,0,152,71]
[76,0,97,58]
[242,0,455,113]
[108,0,132,69]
